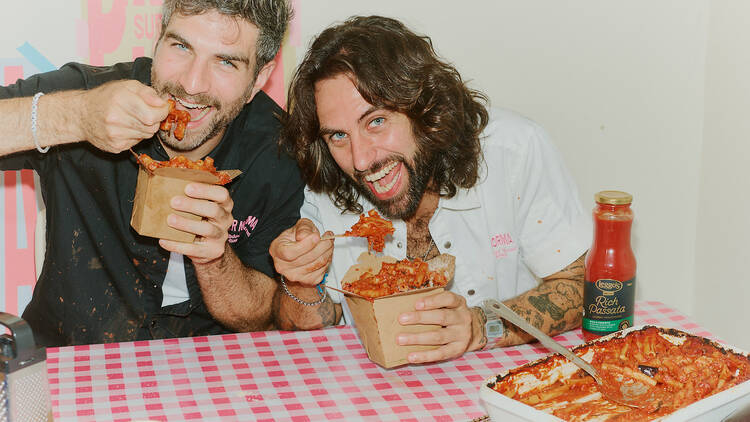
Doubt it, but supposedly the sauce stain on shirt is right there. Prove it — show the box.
[71,229,83,266]
[88,257,103,269]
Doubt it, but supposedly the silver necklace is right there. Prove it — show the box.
[407,238,435,261]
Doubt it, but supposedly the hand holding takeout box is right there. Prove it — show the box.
[340,251,455,368]
[130,154,240,243]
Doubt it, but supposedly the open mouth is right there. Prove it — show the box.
[174,97,212,125]
[365,161,401,195]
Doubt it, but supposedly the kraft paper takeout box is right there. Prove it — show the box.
[130,166,241,242]
[342,252,455,368]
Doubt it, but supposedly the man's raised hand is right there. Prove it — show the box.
[80,80,169,153]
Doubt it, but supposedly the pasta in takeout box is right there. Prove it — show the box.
[130,154,240,242]
[336,210,455,368]
[341,252,455,369]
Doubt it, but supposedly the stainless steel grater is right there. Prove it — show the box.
[0,313,51,422]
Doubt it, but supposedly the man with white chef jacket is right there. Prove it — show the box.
[270,15,591,364]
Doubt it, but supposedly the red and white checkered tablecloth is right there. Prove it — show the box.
[47,301,712,421]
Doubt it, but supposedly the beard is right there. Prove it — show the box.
[150,78,252,152]
[352,146,434,220]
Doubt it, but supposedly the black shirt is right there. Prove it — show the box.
[0,57,304,347]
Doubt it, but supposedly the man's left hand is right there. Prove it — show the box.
[396,290,474,363]
[159,182,234,264]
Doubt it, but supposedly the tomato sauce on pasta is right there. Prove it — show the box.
[491,326,750,421]
[342,258,448,299]
[136,154,232,185]
[344,209,395,252]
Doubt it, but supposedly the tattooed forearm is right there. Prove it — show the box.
[316,297,342,327]
[491,253,586,348]
[528,293,565,320]
[273,282,342,331]
[544,253,586,283]
[550,320,568,333]
[511,303,543,326]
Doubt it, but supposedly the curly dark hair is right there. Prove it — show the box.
[281,15,489,215]
[160,0,292,76]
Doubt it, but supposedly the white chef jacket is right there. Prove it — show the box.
[301,108,592,323]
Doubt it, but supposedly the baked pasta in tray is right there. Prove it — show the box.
[483,326,750,421]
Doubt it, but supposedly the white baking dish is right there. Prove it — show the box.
[479,325,750,421]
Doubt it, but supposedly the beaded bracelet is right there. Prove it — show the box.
[31,92,50,153]
[280,275,328,306]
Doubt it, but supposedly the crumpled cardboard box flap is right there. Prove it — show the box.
[152,167,242,184]
[426,253,455,282]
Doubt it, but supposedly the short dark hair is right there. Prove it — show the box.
[281,15,489,214]
[160,0,292,75]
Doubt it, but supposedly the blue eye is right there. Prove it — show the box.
[220,59,237,69]
[330,132,347,141]
[175,43,188,51]
[370,117,385,127]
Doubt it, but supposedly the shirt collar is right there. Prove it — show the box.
[355,184,482,215]
[439,186,481,211]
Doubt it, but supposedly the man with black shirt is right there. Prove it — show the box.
[0,0,303,346]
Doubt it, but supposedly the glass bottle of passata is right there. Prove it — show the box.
[582,190,636,341]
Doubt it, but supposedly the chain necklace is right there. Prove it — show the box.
[406,238,435,261]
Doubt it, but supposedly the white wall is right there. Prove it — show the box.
[298,0,749,348]
[0,2,80,65]
[695,0,750,349]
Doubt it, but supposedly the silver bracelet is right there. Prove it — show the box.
[280,275,327,306]
[31,92,50,153]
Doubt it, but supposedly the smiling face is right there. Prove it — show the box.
[151,10,274,158]
[315,74,433,220]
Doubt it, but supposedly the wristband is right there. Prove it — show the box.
[31,92,50,153]
[316,272,328,295]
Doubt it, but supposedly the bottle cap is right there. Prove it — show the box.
[595,190,632,205]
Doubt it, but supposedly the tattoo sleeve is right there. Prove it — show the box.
[493,253,586,348]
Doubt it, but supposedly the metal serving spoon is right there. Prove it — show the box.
[483,299,656,409]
